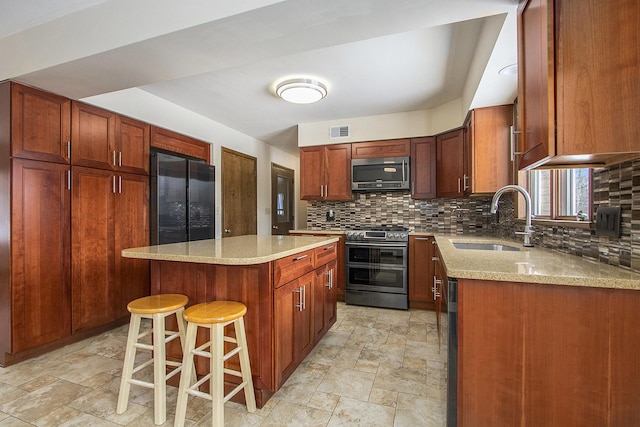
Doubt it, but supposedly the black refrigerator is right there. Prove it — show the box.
[150,151,215,245]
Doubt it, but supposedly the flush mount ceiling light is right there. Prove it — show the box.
[498,63,518,76]
[276,78,327,104]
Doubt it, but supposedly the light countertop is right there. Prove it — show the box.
[290,230,345,235]
[420,233,640,291]
[121,235,340,265]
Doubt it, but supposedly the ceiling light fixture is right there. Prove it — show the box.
[276,78,327,104]
[498,63,518,76]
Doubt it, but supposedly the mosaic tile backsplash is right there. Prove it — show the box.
[305,158,640,274]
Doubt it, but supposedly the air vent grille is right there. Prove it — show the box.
[329,125,350,139]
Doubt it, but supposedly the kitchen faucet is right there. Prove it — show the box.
[491,185,534,247]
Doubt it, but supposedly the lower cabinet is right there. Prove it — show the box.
[313,259,337,342]
[274,272,314,387]
[458,279,640,426]
[408,236,436,309]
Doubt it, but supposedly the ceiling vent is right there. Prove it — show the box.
[329,125,350,139]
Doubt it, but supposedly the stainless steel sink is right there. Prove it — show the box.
[452,242,520,251]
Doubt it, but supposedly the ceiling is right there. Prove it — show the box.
[0,0,518,154]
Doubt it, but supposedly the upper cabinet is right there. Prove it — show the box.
[351,138,410,159]
[464,105,513,194]
[71,102,150,175]
[410,137,437,199]
[150,126,211,163]
[300,144,352,201]
[436,128,465,198]
[517,0,640,169]
[9,82,71,164]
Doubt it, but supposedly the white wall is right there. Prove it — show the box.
[82,88,300,237]
[298,99,466,147]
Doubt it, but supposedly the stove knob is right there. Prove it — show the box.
[390,233,397,239]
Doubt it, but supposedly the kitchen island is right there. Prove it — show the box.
[122,235,340,408]
[424,234,640,427]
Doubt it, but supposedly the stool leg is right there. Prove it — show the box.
[235,318,256,413]
[152,312,168,425]
[211,323,225,427]
[117,313,141,415]
[175,322,197,427]
[175,307,197,386]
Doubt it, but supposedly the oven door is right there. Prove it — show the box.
[345,242,407,267]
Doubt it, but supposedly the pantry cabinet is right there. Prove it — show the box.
[517,0,640,169]
[300,144,351,200]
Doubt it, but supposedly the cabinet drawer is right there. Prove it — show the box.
[314,243,337,267]
[273,250,314,288]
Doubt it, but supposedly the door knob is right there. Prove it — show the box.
[273,225,278,229]
[224,228,231,233]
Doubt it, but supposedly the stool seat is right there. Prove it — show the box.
[184,300,247,324]
[128,294,189,314]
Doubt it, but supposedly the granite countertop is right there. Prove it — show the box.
[418,233,640,291]
[121,235,340,265]
[290,229,345,235]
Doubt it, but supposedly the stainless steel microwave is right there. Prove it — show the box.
[351,157,410,192]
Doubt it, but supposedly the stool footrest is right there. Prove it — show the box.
[224,381,249,404]
[165,364,183,381]
[128,378,154,389]
[223,345,241,362]
[224,368,243,378]
[164,330,181,345]
[134,342,153,352]
[132,358,154,375]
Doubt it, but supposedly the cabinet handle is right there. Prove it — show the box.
[294,287,303,311]
[463,174,469,191]
[432,256,439,261]
[293,255,308,261]
[112,150,117,167]
[324,184,328,198]
[433,277,442,300]
[324,246,334,251]
[118,176,122,194]
[457,178,461,193]
[415,238,431,241]
[510,126,525,161]
[67,141,71,159]
[302,285,306,310]
[118,151,122,167]
[112,176,117,193]
[325,269,333,289]
[67,170,71,190]
[320,185,324,198]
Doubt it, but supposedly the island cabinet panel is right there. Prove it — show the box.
[274,271,314,388]
[10,159,71,353]
[458,279,640,426]
[458,279,524,427]
[9,82,70,164]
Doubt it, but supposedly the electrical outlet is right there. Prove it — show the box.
[595,206,621,237]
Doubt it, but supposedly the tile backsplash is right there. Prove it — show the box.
[305,158,640,274]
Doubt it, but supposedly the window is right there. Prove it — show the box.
[520,168,591,221]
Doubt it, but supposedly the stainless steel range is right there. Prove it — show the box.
[344,226,409,310]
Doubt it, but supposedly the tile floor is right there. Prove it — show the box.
[0,303,448,426]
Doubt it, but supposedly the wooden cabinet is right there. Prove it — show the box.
[300,144,351,200]
[517,0,640,169]
[463,105,513,194]
[410,137,436,199]
[433,244,447,343]
[9,82,70,164]
[273,249,314,288]
[313,256,337,342]
[291,233,345,301]
[351,138,410,159]
[71,102,150,175]
[408,236,436,309]
[150,126,210,163]
[71,167,149,332]
[10,159,71,353]
[436,128,465,198]
[458,278,640,426]
[274,271,314,387]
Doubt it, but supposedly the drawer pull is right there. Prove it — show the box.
[293,255,308,261]
[324,246,334,251]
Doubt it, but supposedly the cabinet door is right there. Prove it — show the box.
[299,146,324,200]
[351,139,410,158]
[116,116,150,175]
[114,173,150,318]
[324,144,352,200]
[313,260,337,342]
[11,159,71,352]
[408,236,435,309]
[436,128,464,198]
[71,167,117,332]
[71,102,117,170]
[150,126,210,163]
[323,260,337,330]
[517,0,555,169]
[410,137,436,199]
[10,83,70,164]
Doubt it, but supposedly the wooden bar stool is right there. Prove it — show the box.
[174,301,256,427]
[117,294,190,425]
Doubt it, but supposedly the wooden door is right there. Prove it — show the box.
[221,148,256,237]
[299,146,324,200]
[271,163,294,235]
[517,0,554,169]
[10,82,70,164]
[408,236,435,310]
[11,159,71,352]
[410,137,436,199]
[114,172,150,318]
[324,144,352,200]
[71,166,116,332]
[116,116,150,175]
[436,128,464,198]
[71,101,117,171]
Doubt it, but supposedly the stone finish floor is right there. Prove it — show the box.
[0,303,448,426]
